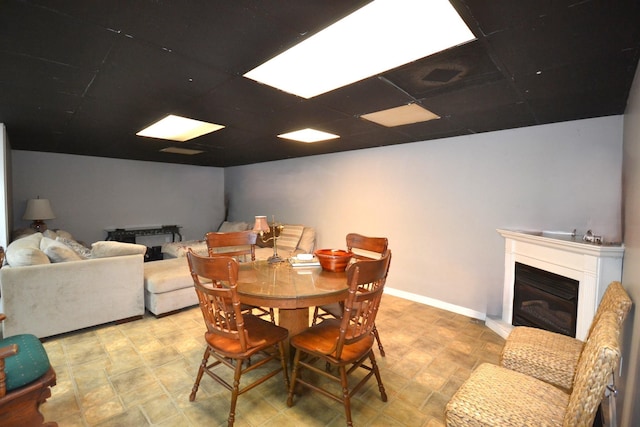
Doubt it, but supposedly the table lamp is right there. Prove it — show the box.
[253,215,284,263]
[23,197,56,232]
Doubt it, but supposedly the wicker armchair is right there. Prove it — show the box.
[445,310,623,426]
[500,281,631,391]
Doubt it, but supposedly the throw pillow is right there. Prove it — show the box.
[218,221,249,232]
[277,224,305,254]
[11,228,36,241]
[43,229,58,240]
[40,237,83,263]
[57,237,92,259]
[5,247,51,267]
[5,232,49,266]
[297,227,316,254]
[8,232,43,250]
[54,229,75,241]
[91,241,148,258]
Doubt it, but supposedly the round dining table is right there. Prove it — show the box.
[236,260,349,358]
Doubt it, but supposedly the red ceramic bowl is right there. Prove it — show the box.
[314,249,353,272]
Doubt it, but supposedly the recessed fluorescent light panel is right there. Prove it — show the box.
[136,114,224,142]
[160,147,204,155]
[361,104,440,127]
[278,128,340,143]
[243,0,475,99]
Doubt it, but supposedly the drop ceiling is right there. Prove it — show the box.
[1,0,639,167]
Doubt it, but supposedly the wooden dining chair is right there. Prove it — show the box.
[287,252,392,426]
[186,252,289,427]
[312,233,389,356]
[205,230,275,323]
[0,314,57,427]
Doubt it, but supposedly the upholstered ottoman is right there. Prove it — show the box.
[143,258,198,316]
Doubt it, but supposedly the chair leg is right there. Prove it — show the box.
[311,306,320,326]
[269,308,276,324]
[369,351,387,402]
[339,365,354,427]
[278,342,290,390]
[228,359,243,427]
[190,347,210,401]
[287,349,302,407]
[372,324,385,357]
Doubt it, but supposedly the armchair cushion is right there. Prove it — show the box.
[500,326,584,391]
[2,334,51,391]
[445,363,568,426]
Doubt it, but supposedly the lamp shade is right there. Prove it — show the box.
[23,198,56,220]
[252,215,270,233]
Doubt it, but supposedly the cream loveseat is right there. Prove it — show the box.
[0,231,147,339]
[144,221,316,316]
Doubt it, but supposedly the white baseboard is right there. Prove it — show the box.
[484,316,513,339]
[384,287,486,321]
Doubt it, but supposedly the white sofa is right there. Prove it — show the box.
[145,222,316,316]
[0,232,146,339]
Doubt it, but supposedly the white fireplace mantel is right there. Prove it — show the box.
[487,229,624,340]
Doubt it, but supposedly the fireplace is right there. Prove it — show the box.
[486,229,624,340]
[513,262,578,337]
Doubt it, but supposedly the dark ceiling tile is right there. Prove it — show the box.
[487,1,640,77]
[203,77,301,115]
[87,37,230,114]
[3,1,640,166]
[317,77,413,116]
[111,1,300,73]
[0,52,95,99]
[457,0,552,36]
[382,40,504,99]
[514,52,638,111]
[421,79,522,117]
[455,102,537,134]
[0,0,116,69]
[253,0,372,36]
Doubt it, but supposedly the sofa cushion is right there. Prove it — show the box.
[91,241,148,258]
[278,224,305,253]
[5,233,50,267]
[144,258,194,293]
[40,237,83,263]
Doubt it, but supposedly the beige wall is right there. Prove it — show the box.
[225,116,623,319]
[621,62,640,425]
[11,151,226,244]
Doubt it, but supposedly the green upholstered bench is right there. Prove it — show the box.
[0,314,57,426]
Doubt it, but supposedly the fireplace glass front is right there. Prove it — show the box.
[512,262,579,337]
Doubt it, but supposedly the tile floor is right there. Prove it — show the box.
[40,295,505,426]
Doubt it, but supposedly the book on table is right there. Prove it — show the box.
[288,256,321,267]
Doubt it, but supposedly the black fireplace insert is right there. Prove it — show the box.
[512,262,579,337]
